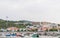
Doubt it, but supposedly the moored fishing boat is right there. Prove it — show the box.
[31,33,39,38]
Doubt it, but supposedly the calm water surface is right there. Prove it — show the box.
[0,36,59,38]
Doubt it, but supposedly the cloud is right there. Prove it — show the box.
[0,0,60,23]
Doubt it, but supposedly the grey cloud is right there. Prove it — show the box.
[0,0,60,23]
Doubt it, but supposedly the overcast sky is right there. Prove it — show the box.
[0,0,60,23]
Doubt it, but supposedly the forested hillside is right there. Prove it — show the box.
[0,19,32,29]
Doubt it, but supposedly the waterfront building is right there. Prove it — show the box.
[39,22,58,32]
[7,27,19,32]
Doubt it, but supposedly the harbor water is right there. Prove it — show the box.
[0,36,59,38]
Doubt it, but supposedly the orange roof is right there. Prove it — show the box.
[7,27,19,31]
